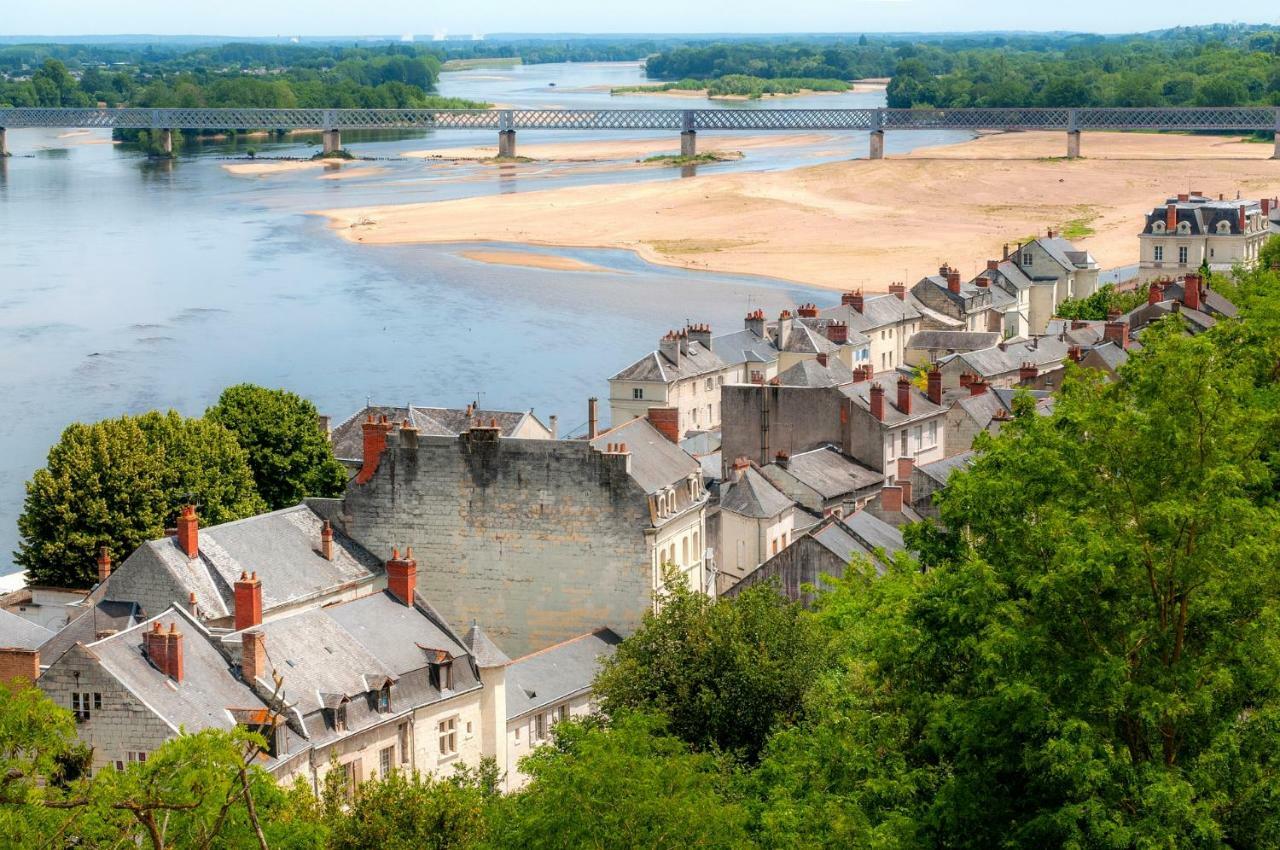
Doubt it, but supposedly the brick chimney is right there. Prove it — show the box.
[242,630,266,685]
[686,323,712,351]
[880,485,903,513]
[646,407,681,443]
[356,414,392,485]
[825,320,848,344]
[959,371,972,388]
[1238,205,1247,233]
[176,505,198,560]
[816,352,829,367]
[774,450,789,469]
[869,383,885,421]
[145,622,168,676]
[1068,345,1083,363]
[896,375,912,414]
[165,623,183,683]
[1166,203,1177,231]
[1103,320,1130,350]
[658,331,683,367]
[321,520,334,560]
[1148,281,1163,305]
[1184,273,1202,312]
[387,547,417,607]
[0,648,40,685]
[945,267,961,294]
[969,377,989,396]
[1177,193,1189,203]
[927,364,942,405]
[888,282,906,301]
[587,397,599,440]
[797,303,819,318]
[843,290,864,313]
[731,456,751,479]
[1262,198,1271,217]
[897,457,915,505]
[234,571,262,632]
[986,259,999,272]
[1046,227,1057,239]
[975,276,989,288]
[97,546,112,583]
[745,309,766,337]
[1019,362,1038,383]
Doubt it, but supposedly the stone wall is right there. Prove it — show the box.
[720,384,846,473]
[339,430,655,657]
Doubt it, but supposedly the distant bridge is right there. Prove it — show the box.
[1,106,1278,159]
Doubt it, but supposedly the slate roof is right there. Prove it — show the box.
[916,451,977,486]
[0,607,53,650]
[819,293,921,332]
[1160,280,1238,318]
[591,417,699,495]
[945,334,1071,379]
[777,323,838,355]
[331,406,544,461]
[506,628,621,720]
[834,510,906,557]
[39,601,140,662]
[1035,236,1097,271]
[794,317,872,349]
[775,357,855,388]
[464,621,511,668]
[326,592,469,679]
[1141,197,1262,237]
[841,379,946,427]
[1085,341,1130,371]
[610,341,729,383]
[907,330,1001,353]
[710,328,782,367]
[984,259,1035,292]
[720,466,795,519]
[762,446,882,501]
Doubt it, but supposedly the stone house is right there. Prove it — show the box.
[904,330,1000,368]
[1138,193,1275,283]
[909,264,1003,334]
[714,459,799,594]
[819,288,922,373]
[330,404,554,468]
[911,452,976,519]
[971,257,1037,338]
[758,446,882,518]
[1009,230,1100,333]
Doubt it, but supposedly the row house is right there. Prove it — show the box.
[1009,230,1100,333]
[819,287,922,373]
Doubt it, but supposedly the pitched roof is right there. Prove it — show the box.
[710,327,782,366]
[610,340,729,383]
[590,417,698,495]
[915,451,977,486]
[1033,236,1097,271]
[325,592,470,679]
[777,323,837,355]
[464,621,511,668]
[38,601,140,662]
[841,380,946,427]
[762,446,882,500]
[819,293,921,332]
[331,406,543,461]
[906,330,1001,353]
[775,357,855,388]
[0,608,53,650]
[720,466,795,519]
[832,510,906,557]
[506,628,621,720]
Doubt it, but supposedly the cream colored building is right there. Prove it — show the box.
[715,459,799,593]
[1138,193,1275,282]
[819,288,922,373]
[1009,231,1100,333]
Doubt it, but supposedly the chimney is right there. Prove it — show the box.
[969,377,989,396]
[1103,320,1130,350]
[242,630,266,685]
[896,375,912,414]
[234,572,263,631]
[1002,243,1010,260]
[321,520,334,560]
[0,648,40,686]
[1019,362,1038,383]
[1263,198,1272,217]
[986,259,999,272]
[145,622,168,676]
[97,546,112,583]
[869,383,885,421]
[356,414,392,485]
[975,276,989,288]
[165,623,183,683]
[1238,205,1247,233]
[1166,203,1177,231]
[176,505,198,559]
[797,303,819,318]
[658,331,683,367]
[1046,227,1057,239]
[927,364,942,405]
[188,591,198,618]
[897,457,914,505]
[1148,281,1163,305]
[750,370,765,384]
[1071,319,1090,330]
[745,309,766,337]
[386,547,417,607]
[825,320,848,345]
[1177,193,1189,203]
[1068,345,1083,363]
[317,414,331,438]
[776,310,794,348]
[548,414,558,440]
[880,485,903,513]
[677,328,690,356]
[587,397,599,440]
[646,407,681,444]
[888,282,906,301]
[843,290,865,313]
[1190,189,1202,199]
[731,456,751,479]
[959,371,972,388]
[946,268,961,294]
[1183,273,1201,312]
[686,323,712,351]
[774,450,789,469]
[816,352,828,367]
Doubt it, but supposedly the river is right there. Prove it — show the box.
[0,61,973,574]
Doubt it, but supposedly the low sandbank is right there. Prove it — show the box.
[403,133,836,162]
[222,159,369,177]
[458,250,610,272]
[318,132,1280,290]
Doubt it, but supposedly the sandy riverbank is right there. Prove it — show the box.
[404,133,836,162]
[222,159,369,177]
[318,131,1280,290]
[458,250,610,272]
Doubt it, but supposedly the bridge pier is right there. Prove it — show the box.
[0,127,7,157]
[869,129,885,160]
[680,130,697,158]
[497,129,516,158]
[159,129,173,156]
[1273,129,1280,160]
[1067,130,1081,159]
[322,129,341,155]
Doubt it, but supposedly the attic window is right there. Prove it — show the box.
[1176,222,1191,235]
[1152,221,1166,233]
[430,661,454,692]
[378,683,391,714]
[1217,220,1232,234]
[335,703,347,731]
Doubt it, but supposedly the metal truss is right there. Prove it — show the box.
[2,106,1277,132]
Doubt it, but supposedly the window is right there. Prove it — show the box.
[885,435,895,460]
[514,726,521,744]
[928,420,937,446]
[379,745,395,777]
[1178,246,1188,265]
[1153,245,1163,262]
[114,751,147,771]
[430,661,453,692]
[535,713,547,741]
[913,425,923,452]
[705,378,714,391]
[682,538,689,565]
[377,683,391,713]
[632,388,644,400]
[342,760,359,801]
[900,430,909,456]
[398,723,410,761]
[466,720,473,736]
[1022,251,1033,266]
[72,692,101,722]
[333,703,348,732]
[438,717,457,756]
[558,704,569,724]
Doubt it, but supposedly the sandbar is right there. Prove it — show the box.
[404,133,836,162]
[222,159,366,177]
[318,131,1280,290]
[458,250,610,272]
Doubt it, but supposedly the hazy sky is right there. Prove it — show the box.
[4,0,1278,37]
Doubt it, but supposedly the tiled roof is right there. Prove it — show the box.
[331,406,541,461]
[720,466,795,519]
[506,628,621,720]
[591,417,699,495]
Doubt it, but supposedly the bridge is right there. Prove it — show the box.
[1,106,1278,159]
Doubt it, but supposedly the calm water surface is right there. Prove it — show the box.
[0,62,973,572]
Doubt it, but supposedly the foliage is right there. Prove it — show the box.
[614,75,850,98]
[1261,234,1280,272]
[16,411,263,587]
[1055,282,1151,321]
[487,712,751,850]
[325,763,495,850]
[593,572,823,764]
[206,384,347,511]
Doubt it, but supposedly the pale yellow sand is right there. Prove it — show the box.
[458,250,610,272]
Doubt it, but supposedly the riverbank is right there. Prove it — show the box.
[317,131,1280,291]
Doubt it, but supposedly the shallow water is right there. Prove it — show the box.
[0,61,972,573]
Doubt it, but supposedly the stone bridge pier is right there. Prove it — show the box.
[498,129,516,158]
[159,129,173,156]
[322,129,342,155]
[680,129,696,158]
[0,126,7,157]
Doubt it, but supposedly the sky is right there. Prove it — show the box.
[3,0,1279,38]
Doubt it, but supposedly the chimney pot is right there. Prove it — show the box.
[97,546,112,583]
[927,364,942,405]
[321,520,334,561]
[896,375,912,414]
[188,591,198,617]
[234,571,263,632]
[843,290,865,312]
[889,282,906,301]
[869,383,885,421]
[176,505,199,559]
[357,415,392,485]
[969,377,989,396]
[387,548,417,607]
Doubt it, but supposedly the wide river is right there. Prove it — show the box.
[0,61,975,574]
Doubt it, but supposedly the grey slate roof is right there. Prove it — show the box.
[777,323,838,355]
[834,510,906,557]
[464,621,511,668]
[720,466,795,519]
[591,417,698,495]
[1035,236,1097,271]
[841,379,946,427]
[326,592,469,678]
[819,293,921,333]
[775,357,855,388]
[506,628,621,720]
[907,330,1000,353]
[39,601,140,662]
[1142,197,1261,237]
[0,607,53,650]
[332,406,544,461]
[710,328,781,367]
[795,317,872,349]
[916,451,977,486]
[762,446,882,501]
[610,341,729,383]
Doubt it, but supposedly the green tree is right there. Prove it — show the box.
[1260,234,1280,272]
[16,412,263,587]
[488,713,751,850]
[325,763,494,850]
[206,384,347,510]
[593,573,823,764]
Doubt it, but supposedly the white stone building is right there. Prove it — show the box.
[1138,193,1275,282]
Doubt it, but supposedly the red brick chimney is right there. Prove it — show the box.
[387,547,417,606]
[825,321,848,344]
[1177,193,1189,203]
[888,282,906,301]
[969,377,989,396]
[97,546,112,583]
[927,364,942,405]
[587,397,599,440]
[1166,202,1177,231]
[686,323,712,351]
[1238,205,1247,233]
[1183,273,1202,312]
[165,623,183,683]
[176,505,198,560]
[745,309,766,337]
[145,622,168,676]
[986,259,999,272]
[946,268,961,294]
[320,520,334,561]
[234,571,262,632]
[897,457,914,504]
[0,648,40,686]
[843,290,864,313]
[797,303,818,318]
[1019,362,1038,383]
[869,383,885,421]
[1068,345,1083,363]
[881,485,903,513]
[1148,281,1163,305]
[356,414,392,485]
[1103,320,1130,350]
[959,371,972,388]
[242,630,266,685]
[1046,227,1057,239]
[646,407,681,444]
[975,276,989,288]
[896,375,912,414]
[1263,198,1271,217]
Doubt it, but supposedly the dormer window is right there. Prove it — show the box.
[321,694,349,731]
[1152,221,1166,234]
[1217,220,1232,234]
[335,703,347,731]
[430,660,453,692]
[1176,222,1191,235]
[378,682,391,714]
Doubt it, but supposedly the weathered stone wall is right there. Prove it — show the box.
[720,384,846,472]
[339,431,655,657]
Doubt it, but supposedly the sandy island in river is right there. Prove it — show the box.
[318,132,1280,290]
[223,159,373,178]
[458,250,610,272]
[405,133,836,162]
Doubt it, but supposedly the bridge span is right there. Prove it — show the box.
[1,106,1278,159]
